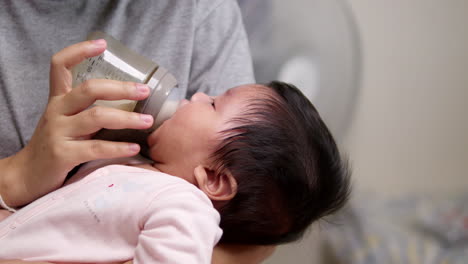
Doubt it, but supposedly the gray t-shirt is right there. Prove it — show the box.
[0,0,254,158]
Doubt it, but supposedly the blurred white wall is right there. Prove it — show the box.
[344,0,468,197]
[267,0,468,263]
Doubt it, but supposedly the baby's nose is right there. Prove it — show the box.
[190,92,211,103]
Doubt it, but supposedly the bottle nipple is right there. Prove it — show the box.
[153,99,179,128]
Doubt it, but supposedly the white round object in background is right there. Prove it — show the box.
[278,56,320,103]
[238,0,361,142]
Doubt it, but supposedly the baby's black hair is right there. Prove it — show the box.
[211,81,351,245]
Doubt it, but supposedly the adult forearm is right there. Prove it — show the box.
[0,261,131,264]
[0,261,53,264]
[0,150,31,207]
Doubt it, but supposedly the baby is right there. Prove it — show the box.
[0,81,351,263]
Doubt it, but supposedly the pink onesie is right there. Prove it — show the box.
[0,164,222,263]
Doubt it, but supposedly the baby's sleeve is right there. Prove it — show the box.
[134,184,222,264]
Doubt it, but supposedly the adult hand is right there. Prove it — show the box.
[0,40,153,207]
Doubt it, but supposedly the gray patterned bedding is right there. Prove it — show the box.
[322,192,468,263]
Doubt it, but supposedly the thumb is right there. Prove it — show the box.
[49,39,107,97]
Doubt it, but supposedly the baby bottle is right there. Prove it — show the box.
[71,31,179,154]
[72,31,179,132]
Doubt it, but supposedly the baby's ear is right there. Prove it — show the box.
[193,165,237,201]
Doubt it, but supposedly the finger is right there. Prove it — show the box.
[67,106,154,136]
[49,39,107,97]
[69,140,141,163]
[61,79,150,115]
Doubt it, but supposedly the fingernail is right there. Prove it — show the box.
[129,143,140,153]
[140,114,153,124]
[91,39,106,47]
[136,83,149,94]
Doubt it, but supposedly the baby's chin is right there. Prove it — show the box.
[146,145,162,166]
[147,125,162,149]
[148,98,189,147]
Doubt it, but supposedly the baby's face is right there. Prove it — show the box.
[147,84,270,182]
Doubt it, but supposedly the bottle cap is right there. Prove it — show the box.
[134,66,178,131]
